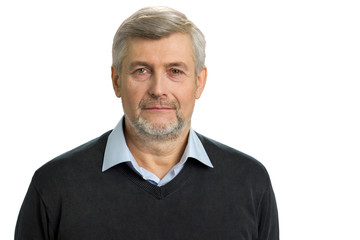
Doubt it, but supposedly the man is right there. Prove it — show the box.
[15,6,279,239]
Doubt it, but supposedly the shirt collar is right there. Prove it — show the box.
[102,117,213,172]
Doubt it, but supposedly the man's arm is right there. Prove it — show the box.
[257,181,279,239]
[15,178,53,240]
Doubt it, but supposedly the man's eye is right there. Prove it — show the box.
[136,68,147,74]
[171,69,182,74]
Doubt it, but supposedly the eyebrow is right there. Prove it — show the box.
[128,61,153,70]
[166,62,189,71]
[128,61,189,71]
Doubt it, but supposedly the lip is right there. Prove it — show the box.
[143,107,175,111]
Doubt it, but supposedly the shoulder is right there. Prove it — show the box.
[32,130,112,190]
[196,132,271,185]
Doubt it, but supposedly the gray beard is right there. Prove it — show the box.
[125,112,188,142]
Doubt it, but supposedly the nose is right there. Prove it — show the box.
[148,72,168,98]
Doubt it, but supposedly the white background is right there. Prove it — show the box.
[1,0,359,239]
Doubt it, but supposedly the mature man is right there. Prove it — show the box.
[15,6,279,239]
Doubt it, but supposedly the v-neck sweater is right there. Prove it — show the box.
[15,131,279,240]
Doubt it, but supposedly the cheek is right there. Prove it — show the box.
[120,85,144,114]
[176,89,196,112]
[122,92,141,110]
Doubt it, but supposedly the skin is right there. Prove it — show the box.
[111,33,207,179]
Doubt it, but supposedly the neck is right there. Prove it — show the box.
[124,119,191,179]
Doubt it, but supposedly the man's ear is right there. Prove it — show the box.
[195,67,207,99]
[111,66,121,98]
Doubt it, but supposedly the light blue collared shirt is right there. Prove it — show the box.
[102,117,213,186]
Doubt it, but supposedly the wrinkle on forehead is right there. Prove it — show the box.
[125,33,196,73]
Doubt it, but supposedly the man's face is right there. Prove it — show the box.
[112,33,206,140]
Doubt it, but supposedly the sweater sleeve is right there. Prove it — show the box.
[257,180,279,240]
[15,178,54,240]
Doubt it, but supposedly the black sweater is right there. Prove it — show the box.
[15,131,279,240]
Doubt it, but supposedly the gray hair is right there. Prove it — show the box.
[112,6,206,75]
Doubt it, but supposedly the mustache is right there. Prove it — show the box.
[138,98,179,110]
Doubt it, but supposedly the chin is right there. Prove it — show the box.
[136,114,188,139]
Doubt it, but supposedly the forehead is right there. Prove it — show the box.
[124,33,195,67]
